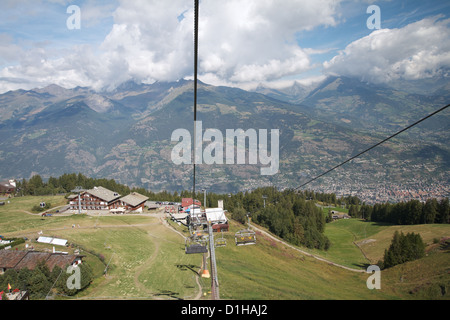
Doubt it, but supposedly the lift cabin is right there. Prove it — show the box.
[234,211,256,246]
[215,237,227,247]
[235,229,256,246]
[185,234,208,254]
[214,230,227,248]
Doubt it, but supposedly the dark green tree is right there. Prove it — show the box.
[422,199,438,224]
[231,207,248,225]
[383,231,425,269]
[437,198,450,224]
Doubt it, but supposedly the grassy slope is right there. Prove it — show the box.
[320,218,450,299]
[1,196,449,300]
[356,223,450,263]
[318,219,389,269]
[382,242,450,300]
[1,196,201,300]
[215,220,394,300]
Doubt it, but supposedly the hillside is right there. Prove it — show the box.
[1,196,448,300]
[0,78,448,201]
[300,76,450,140]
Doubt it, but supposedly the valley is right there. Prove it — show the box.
[1,0,448,306]
[0,77,449,204]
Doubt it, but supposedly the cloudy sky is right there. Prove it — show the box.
[0,0,449,93]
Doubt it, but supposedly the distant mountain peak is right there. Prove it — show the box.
[252,80,312,104]
[33,83,71,96]
[112,79,147,93]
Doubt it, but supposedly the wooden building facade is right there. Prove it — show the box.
[68,187,149,213]
[68,186,121,211]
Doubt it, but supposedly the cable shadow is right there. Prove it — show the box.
[175,264,200,275]
[154,290,183,300]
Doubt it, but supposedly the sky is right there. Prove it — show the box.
[0,0,449,93]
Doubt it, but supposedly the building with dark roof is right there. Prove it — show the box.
[68,186,150,213]
[0,250,27,271]
[0,250,84,274]
[110,192,149,213]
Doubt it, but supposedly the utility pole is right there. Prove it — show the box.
[202,188,206,210]
[71,186,85,215]
[192,0,199,205]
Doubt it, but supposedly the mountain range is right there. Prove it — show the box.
[0,76,449,200]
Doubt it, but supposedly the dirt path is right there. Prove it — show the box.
[12,211,204,300]
[132,234,163,299]
[159,215,204,300]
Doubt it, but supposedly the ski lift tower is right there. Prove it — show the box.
[208,222,220,300]
[202,188,207,210]
[71,186,85,215]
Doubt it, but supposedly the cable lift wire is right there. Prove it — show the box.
[192,0,199,202]
[185,0,206,254]
[295,103,450,191]
[185,0,209,256]
[189,1,220,300]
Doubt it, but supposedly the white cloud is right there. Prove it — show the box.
[1,1,450,93]
[79,0,116,28]
[229,47,312,83]
[96,0,343,88]
[196,0,340,86]
[101,0,194,85]
[0,0,344,92]
[323,16,450,83]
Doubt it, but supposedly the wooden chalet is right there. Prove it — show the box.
[110,192,149,213]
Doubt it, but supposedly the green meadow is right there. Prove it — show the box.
[1,196,448,300]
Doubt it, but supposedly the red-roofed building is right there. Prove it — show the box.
[182,198,201,209]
